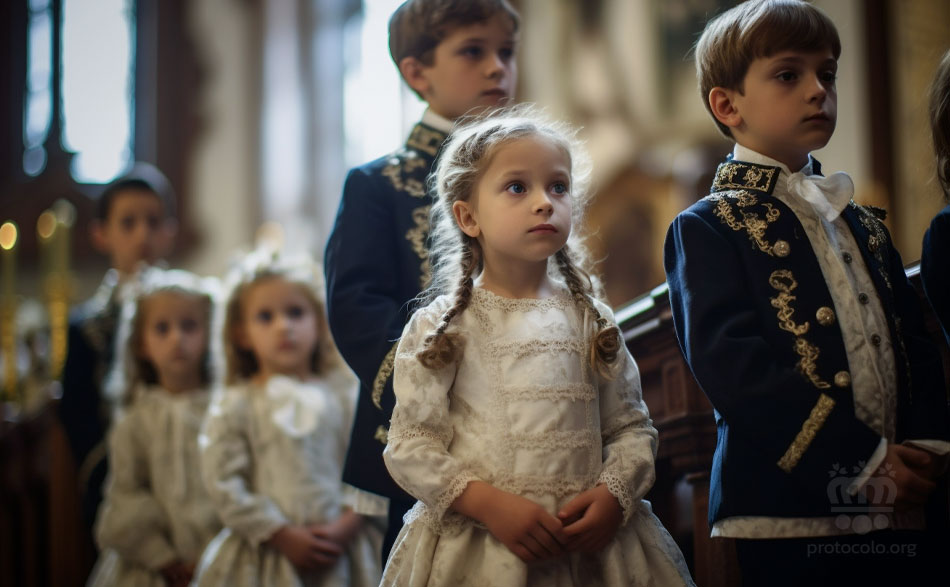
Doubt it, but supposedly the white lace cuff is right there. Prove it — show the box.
[432,469,482,521]
[597,468,635,524]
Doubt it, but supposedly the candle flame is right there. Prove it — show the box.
[38,211,57,239]
[0,222,17,250]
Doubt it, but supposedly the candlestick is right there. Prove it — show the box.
[1,221,18,402]
[46,200,75,380]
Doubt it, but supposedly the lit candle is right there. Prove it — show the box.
[1,221,18,401]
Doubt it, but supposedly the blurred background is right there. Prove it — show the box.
[1,1,948,585]
[1,0,948,307]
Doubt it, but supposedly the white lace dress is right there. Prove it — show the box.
[88,386,220,587]
[193,373,382,587]
[381,287,695,586]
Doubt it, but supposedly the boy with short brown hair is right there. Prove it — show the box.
[664,1,949,584]
[324,0,519,562]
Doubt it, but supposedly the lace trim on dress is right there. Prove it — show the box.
[472,286,572,313]
[502,382,596,402]
[386,420,453,446]
[489,338,586,361]
[493,473,593,498]
[598,468,635,524]
[505,429,591,451]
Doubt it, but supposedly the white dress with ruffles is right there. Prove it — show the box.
[88,386,220,586]
[193,372,382,587]
[381,287,695,586]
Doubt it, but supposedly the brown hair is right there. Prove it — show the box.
[931,50,950,202]
[695,0,841,138]
[389,0,520,67]
[107,269,217,406]
[221,250,340,384]
[417,105,621,378]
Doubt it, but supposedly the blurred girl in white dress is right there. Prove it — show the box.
[89,269,221,587]
[193,251,381,587]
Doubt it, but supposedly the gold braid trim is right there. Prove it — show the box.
[777,394,835,473]
[768,270,830,389]
[372,343,399,409]
[855,205,892,291]
[711,191,781,255]
[712,162,779,193]
[768,270,810,336]
[794,338,831,389]
[406,206,431,288]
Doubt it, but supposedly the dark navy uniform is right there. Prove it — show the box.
[664,158,949,526]
[325,121,448,559]
[921,204,950,346]
[58,271,122,539]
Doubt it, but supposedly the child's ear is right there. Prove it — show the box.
[399,56,431,98]
[452,200,480,238]
[90,220,112,254]
[709,87,743,130]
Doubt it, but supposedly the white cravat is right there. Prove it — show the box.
[786,171,855,222]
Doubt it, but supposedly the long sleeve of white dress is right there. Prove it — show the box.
[95,407,178,570]
[199,388,288,546]
[591,300,659,523]
[384,299,483,524]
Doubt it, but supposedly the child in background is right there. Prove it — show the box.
[922,49,950,346]
[59,162,178,541]
[380,107,694,586]
[88,269,221,587]
[324,0,520,560]
[194,251,381,587]
[664,1,949,584]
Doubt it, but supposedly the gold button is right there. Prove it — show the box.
[834,371,851,388]
[842,252,853,264]
[816,306,836,326]
[858,293,869,305]
[773,240,790,257]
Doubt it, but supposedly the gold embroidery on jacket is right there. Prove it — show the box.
[382,151,428,198]
[855,206,892,291]
[777,393,835,472]
[712,162,778,193]
[406,206,431,288]
[769,270,831,389]
[407,125,445,157]
[769,270,810,336]
[711,191,781,255]
[372,343,399,409]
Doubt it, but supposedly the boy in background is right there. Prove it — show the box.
[59,162,177,540]
[324,0,519,562]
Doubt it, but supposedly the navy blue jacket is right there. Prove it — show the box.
[325,122,448,499]
[58,275,121,530]
[664,158,950,525]
[921,204,950,346]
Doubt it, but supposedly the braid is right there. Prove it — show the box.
[555,248,622,379]
[417,239,480,369]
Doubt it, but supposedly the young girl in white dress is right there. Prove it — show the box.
[193,251,382,587]
[89,269,222,587]
[381,107,696,586]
